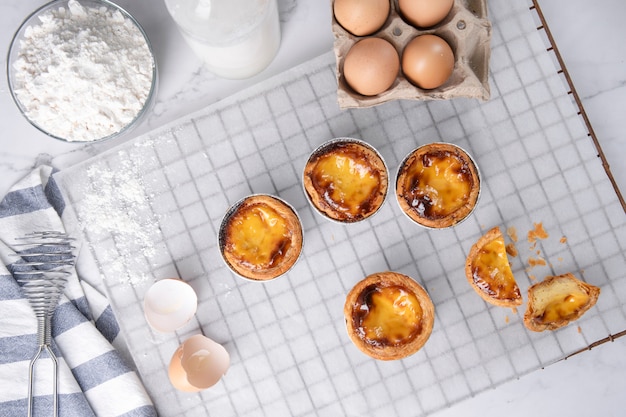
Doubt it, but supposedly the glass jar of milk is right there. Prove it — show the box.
[164,0,281,79]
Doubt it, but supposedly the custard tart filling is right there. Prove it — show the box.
[221,194,303,281]
[304,139,388,222]
[396,142,480,228]
[344,271,434,360]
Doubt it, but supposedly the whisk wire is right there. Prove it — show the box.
[12,231,76,417]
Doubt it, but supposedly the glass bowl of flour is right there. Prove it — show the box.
[7,0,157,143]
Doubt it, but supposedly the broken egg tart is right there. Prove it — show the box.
[303,138,388,223]
[219,194,303,281]
[396,142,480,228]
[524,273,600,332]
[344,271,434,360]
[465,226,522,307]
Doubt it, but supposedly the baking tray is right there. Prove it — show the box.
[55,0,626,415]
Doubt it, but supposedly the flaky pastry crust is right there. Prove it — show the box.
[465,226,523,307]
[396,142,480,228]
[523,273,600,332]
[220,194,303,281]
[344,271,434,360]
[303,139,388,223]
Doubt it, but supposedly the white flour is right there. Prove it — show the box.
[78,149,162,285]
[12,0,154,142]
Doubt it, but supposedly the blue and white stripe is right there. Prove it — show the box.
[0,166,156,417]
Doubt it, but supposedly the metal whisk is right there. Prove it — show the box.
[12,231,76,417]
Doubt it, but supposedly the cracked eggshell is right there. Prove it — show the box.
[331,0,492,108]
[143,278,198,333]
[168,335,230,391]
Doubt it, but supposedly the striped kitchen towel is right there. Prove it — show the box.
[0,165,156,417]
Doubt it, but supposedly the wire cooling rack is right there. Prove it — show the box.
[56,0,626,415]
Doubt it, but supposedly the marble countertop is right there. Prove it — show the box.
[1,0,624,416]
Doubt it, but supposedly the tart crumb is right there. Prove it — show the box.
[527,222,549,243]
[506,226,518,242]
[505,243,518,257]
[528,256,547,267]
[560,236,567,244]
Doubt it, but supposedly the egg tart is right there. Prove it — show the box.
[465,226,522,307]
[396,142,480,228]
[219,194,303,281]
[344,271,434,360]
[524,273,600,332]
[303,138,388,223]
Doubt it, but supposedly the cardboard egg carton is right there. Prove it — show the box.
[332,0,491,109]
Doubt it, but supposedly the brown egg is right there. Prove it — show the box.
[402,35,454,89]
[333,0,390,36]
[398,0,454,28]
[343,38,400,96]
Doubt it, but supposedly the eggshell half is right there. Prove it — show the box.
[168,346,202,393]
[143,278,198,333]
[168,334,230,391]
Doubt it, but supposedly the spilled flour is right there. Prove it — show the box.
[77,149,161,285]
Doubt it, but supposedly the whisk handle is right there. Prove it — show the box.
[26,340,59,417]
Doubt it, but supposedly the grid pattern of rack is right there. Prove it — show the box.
[56,0,626,416]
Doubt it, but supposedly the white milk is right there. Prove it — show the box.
[165,0,281,79]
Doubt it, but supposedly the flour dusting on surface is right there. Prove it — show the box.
[77,149,162,285]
